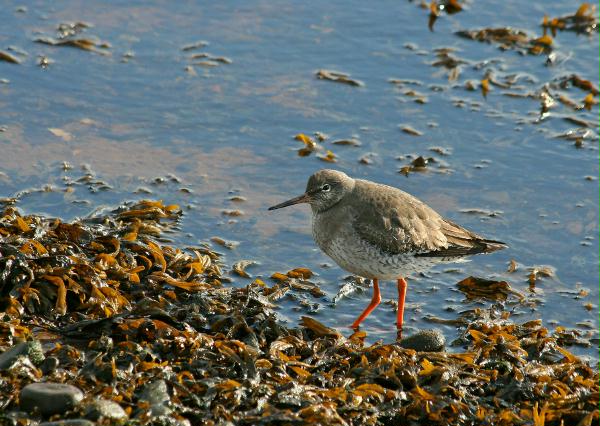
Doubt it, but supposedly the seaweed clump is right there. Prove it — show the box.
[0,201,597,425]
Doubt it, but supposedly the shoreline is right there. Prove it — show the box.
[0,200,597,425]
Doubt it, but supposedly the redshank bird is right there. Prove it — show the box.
[268,169,505,336]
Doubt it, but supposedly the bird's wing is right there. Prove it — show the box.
[421,218,506,257]
[350,181,505,257]
[350,181,449,254]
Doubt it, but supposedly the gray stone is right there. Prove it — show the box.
[143,416,191,426]
[400,329,446,352]
[155,405,173,416]
[140,379,170,405]
[39,420,95,426]
[7,356,39,380]
[20,382,84,416]
[84,398,128,422]
[40,356,60,375]
[0,340,44,370]
[138,379,172,417]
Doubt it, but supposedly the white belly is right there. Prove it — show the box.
[325,234,442,279]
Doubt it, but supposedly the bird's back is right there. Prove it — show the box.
[348,179,505,257]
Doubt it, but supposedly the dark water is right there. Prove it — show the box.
[1,1,598,359]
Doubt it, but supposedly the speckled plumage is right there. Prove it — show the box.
[268,169,506,331]
[305,170,505,279]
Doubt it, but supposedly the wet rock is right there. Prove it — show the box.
[139,380,169,404]
[7,356,39,381]
[40,356,59,375]
[0,411,28,426]
[84,398,128,423]
[0,340,44,369]
[20,382,84,416]
[39,420,95,426]
[400,329,446,352]
[139,417,191,426]
[138,379,171,416]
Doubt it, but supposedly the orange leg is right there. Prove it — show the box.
[351,279,381,329]
[396,278,408,336]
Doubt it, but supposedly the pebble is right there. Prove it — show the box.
[84,398,128,422]
[139,379,169,405]
[8,356,39,381]
[40,356,60,375]
[400,329,446,352]
[20,382,84,416]
[138,379,172,416]
[39,420,95,426]
[0,340,44,370]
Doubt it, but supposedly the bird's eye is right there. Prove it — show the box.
[321,184,331,192]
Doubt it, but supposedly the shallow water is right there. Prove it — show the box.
[1,1,598,359]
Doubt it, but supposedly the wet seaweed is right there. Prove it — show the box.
[34,22,110,55]
[181,40,232,73]
[542,3,599,35]
[0,51,20,64]
[315,70,364,87]
[427,0,463,32]
[455,28,554,56]
[0,202,597,425]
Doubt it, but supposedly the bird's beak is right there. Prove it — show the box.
[268,193,311,210]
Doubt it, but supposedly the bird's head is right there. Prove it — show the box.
[268,169,355,213]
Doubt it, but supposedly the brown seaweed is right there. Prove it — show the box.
[456,28,554,55]
[315,70,364,87]
[542,3,598,35]
[0,202,597,425]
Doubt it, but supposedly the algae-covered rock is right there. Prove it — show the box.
[0,340,44,370]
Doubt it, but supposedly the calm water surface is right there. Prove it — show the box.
[1,1,598,359]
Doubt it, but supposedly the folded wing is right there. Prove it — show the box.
[351,182,506,257]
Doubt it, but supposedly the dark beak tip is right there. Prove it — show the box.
[267,193,310,211]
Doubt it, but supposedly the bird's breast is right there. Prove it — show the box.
[311,211,335,254]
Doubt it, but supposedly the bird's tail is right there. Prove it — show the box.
[478,238,507,254]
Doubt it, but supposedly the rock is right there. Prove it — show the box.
[8,356,39,381]
[138,379,172,417]
[20,382,84,416]
[40,356,59,375]
[39,420,95,426]
[143,416,191,426]
[139,379,169,404]
[146,404,171,417]
[0,340,44,370]
[400,329,446,352]
[84,398,128,422]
